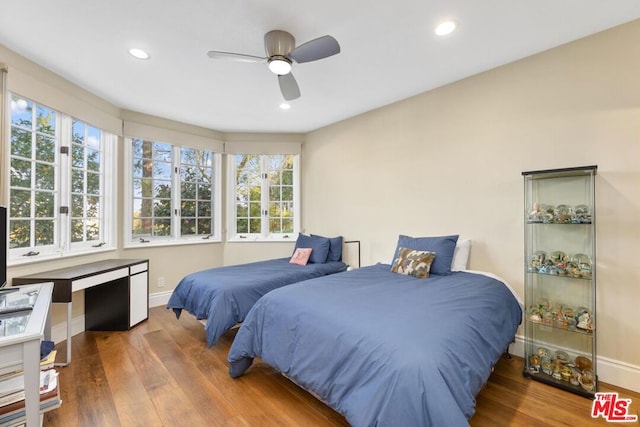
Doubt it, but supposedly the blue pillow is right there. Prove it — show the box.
[294,234,331,264]
[392,234,459,275]
[311,234,343,262]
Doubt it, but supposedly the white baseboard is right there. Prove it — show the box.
[510,334,640,393]
[595,356,640,394]
[149,290,172,308]
[51,314,85,344]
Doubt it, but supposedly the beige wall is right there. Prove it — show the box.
[303,20,640,385]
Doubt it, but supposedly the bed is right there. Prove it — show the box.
[227,235,523,426]
[167,234,347,346]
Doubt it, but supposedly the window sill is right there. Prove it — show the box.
[8,246,117,267]
[123,237,221,250]
[228,236,296,243]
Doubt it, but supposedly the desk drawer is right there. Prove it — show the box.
[72,267,128,292]
[130,262,148,275]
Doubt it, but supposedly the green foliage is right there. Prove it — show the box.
[9,97,57,249]
[8,96,105,250]
[233,154,295,235]
[131,143,216,239]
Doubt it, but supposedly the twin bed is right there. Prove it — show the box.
[168,234,523,425]
[167,234,347,346]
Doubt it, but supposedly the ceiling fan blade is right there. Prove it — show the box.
[288,35,340,63]
[206,50,265,63]
[278,73,301,100]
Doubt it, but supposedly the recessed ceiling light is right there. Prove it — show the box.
[279,102,291,110]
[435,20,457,36]
[129,48,150,60]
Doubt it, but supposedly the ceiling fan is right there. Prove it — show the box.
[207,30,341,101]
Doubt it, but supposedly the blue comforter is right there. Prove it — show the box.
[228,264,522,426]
[167,258,347,346]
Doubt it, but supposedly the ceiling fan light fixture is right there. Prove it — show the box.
[268,57,292,75]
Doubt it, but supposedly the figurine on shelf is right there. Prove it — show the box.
[579,369,596,392]
[566,260,581,278]
[527,307,542,322]
[528,203,544,223]
[552,358,563,380]
[573,253,592,279]
[529,354,541,372]
[561,365,573,382]
[554,204,574,224]
[570,367,581,386]
[528,251,546,272]
[574,204,592,224]
[577,311,593,332]
[543,209,555,223]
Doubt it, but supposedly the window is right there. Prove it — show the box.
[7,94,116,262]
[125,138,221,246]
[228,154,300,241]
[71,119,106,246]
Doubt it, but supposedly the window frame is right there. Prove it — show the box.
[6,93,117,265]
[227,153,300,242]
[123,137,222,248]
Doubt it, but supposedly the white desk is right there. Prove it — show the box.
[0,282,53,427]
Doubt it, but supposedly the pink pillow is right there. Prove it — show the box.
[290,248,312,265]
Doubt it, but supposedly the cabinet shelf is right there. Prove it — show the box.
[526,271,592,281]
[526,221,592,225]
[522,165,597,399]
[523,369,596,399]
[525,319,594,335]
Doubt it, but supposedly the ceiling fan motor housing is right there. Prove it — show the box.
[264,30,296,57]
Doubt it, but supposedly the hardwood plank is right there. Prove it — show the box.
[94,332,164,427]
[156,310,302,426]
[143,329,241,422]
[72,351,121,426]
[122,323,212,426]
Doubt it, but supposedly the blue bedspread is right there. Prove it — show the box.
[167,258,347,346]
[228,263,522,426]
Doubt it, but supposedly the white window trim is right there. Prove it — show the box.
[66,131,118,254]
[6,106,118,266]
[123,137,222,248]
[226,154,300,243]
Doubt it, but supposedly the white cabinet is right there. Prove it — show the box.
[129,264,148,328]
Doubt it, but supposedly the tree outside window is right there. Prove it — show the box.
[231,154,298,240]
[129,139,219,243]
[7,94,114,261]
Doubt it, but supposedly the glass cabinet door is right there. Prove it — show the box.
[522,165,597,398]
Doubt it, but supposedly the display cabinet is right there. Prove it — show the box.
[522,166,597,398]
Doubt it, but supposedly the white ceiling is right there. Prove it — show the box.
[1,1,639,134]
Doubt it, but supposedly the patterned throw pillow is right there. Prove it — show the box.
[290,248,313,265]
[390,247,436,279]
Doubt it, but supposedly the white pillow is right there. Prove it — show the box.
[451,239,471,271]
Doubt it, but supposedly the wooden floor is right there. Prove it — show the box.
[43,306,639,426]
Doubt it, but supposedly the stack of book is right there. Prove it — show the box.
[0,351,61,426]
